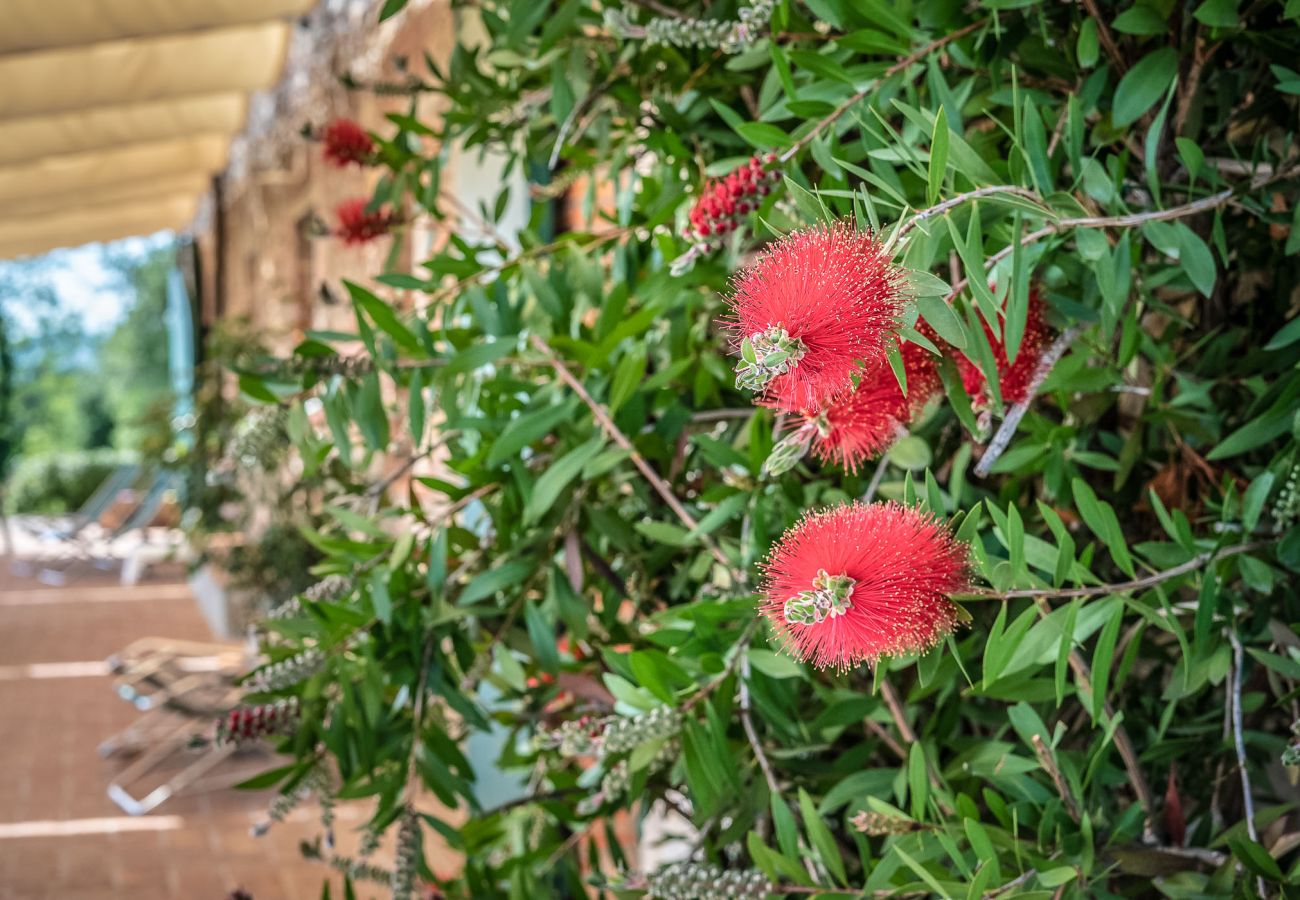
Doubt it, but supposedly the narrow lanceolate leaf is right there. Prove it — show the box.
[927,106,949,204]
[1071,477,1135,577]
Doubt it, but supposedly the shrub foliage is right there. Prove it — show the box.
[232,1,1300,897]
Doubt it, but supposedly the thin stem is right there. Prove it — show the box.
[958,540,1269,601]
[983,869,1039,899]
[532,334,732,570]
[1228,629,1266,895]
[879,678,916,743]
[683,619,759,711]
[1034,597,1157,840]
[740,646,781,796]
[779,19,986,163]
[895,185,1045,241]
[862,455,889,503]
[973,325,1083,477]
[1031,734,1081,822]
[402,636,435,804]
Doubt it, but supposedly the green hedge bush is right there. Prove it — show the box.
[4,449,135,515]
[220,2,1300,898]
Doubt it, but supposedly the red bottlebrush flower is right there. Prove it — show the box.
[956,288,1052,406]
[686,153,779,251]
[218,698,300,744]
[334,198,394,245]
[320,118,375,167]
[803,339,941,473]
[759,502,969,670]
[722,222,906,411]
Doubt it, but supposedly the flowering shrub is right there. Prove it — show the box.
[227,2,1300,898]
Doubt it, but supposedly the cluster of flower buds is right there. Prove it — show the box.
[1273,463,1300,533]
[783,568,856,626]
[391,809,420,900]
[226,406,289,469]
[358,827,382,858]
[266,575,355,622]
[533,715,604,757]
[646,862,772,900]
[634,0,775,53]
[577,737,680,816]
[762,423,817,478]
[277,354,375,379]
[245,647,326,693]
[600,706,683,755]
[218,698,300,744]
[326,853,391,885]
[307,574,356,603]
[252,763,333,837]
[686,154,780,252]
[335,198,397,245]
[850,809,917,836]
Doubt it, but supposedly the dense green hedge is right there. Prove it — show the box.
[222,2,1300,898]
[5,449,135,515]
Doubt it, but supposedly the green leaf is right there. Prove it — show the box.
[799,788,847,885]
[748,648,804,679]
[927,106,949,204]
[1076,18,1099,68]
[1174,223,1215,297]
[908,742,929,819]
[914,295,966,349]
[1243,472,1276,532]
[1229,837,1284,881]
[1112,47,1179,127]
[1113,5,1168,34]
[345,281,422,353]
[629,650,691,703]
[1090,600,1124,719]
[1265,316,1300,351]
[378,0,407,20]
[238,375,278,404]
[525,436,605,523]
[1071,477,1136,576]
[609,349,646,414]
[524,602,559,674]
[488,400,575,468]
[1194,0,1240,27]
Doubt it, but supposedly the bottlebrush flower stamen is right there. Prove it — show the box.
[320,118,375,168]
[760,502,969,670]
[721,222,906,410]
[334,198,395,245]
[802,338,941,473]
[957,287,1052,406]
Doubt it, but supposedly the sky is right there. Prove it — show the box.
[0,231,176,336]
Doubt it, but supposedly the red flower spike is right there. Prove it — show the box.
[684,154,781,251]
[956,288,1052,406]
[320,118,375,168]
[723,222,906,410]
[800,339,940,473]
[334,198,394,245]
[759,501,969,671]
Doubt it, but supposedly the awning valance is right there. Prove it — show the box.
[0,0,316,260]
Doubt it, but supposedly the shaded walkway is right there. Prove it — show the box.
[0,566,345,899]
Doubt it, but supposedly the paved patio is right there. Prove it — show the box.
[0,562,367,900]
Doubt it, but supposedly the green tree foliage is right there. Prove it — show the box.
[0,242,175,511]
[231,2,1300,897]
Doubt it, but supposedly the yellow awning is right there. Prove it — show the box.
[0,0,315,260]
